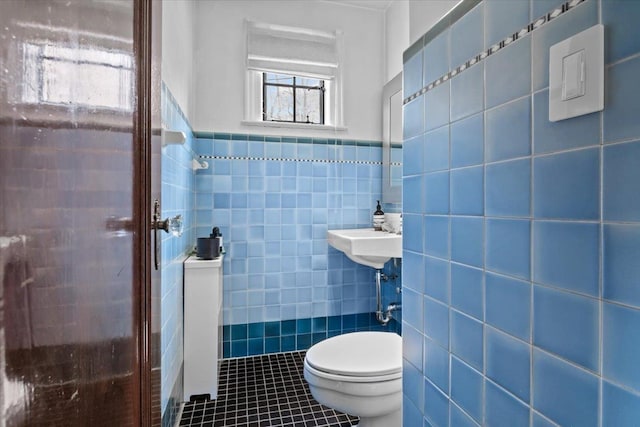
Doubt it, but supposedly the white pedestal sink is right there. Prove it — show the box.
[327,228,402,269]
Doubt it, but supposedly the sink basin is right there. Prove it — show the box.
[327,228,402,269]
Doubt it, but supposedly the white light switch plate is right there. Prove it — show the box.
[549,24,604,122]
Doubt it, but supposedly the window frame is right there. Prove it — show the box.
[261,72,325,125]
[243,70,345,132]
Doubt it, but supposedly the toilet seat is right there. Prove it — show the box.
[305,332,402,380]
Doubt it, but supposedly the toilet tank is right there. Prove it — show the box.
[183,255,223,401]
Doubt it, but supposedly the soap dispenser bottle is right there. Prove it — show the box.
[373,200,384,231]
[211,227,225,254]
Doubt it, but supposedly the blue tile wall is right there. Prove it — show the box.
[602,0,640,64]
[424,378,450,427]
[423,297,449,349]
[424,171,450,214]
[402,1,640,425]
[533,221,599,296]
[451,216,483,268]
[485,327,530,402]
[405,359,425,413]
[404,100,425,140]
[603,302,640,390]
[424,256,449,303]
[485,97,531,162]
[424,126,449,173]
[533,89,600,154]
[450,311,483,371]
[485,37,531,108]
[450,264,483,321]
[485,158,530,217]
[404,175,422,214]
[424,82,450,132]
[486,218,531,280]
[485,272,530,341]
[451,357,483,423]
[423,29,450,86]
[193,132,403,356]
[450,63,484,122]
[603,380,640,426]
[603,223,640,307]
[485,0,529,48]
[450,2,484,68]
[160,83,196,426]
[404,50,424,99]
[485,379,530,427]
[603,139,640,221]
[533,349,599,427]
[450,403,477,427]
[404,135,424,174]
[424,215,449,259]
[424,336,450,393]
[533,285,599,371]
[450,113,483,168]
[533,148,600,220]
[404,320,425,371]
[450,166,483,216]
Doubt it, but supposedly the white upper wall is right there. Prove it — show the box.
[162,0,195,124]
[409,0,459,44]
[383,0,458,85]
[193,0,385,141]
[384,0,409,83]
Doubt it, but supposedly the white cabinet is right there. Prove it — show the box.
[183,255,223,401]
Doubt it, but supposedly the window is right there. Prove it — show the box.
[262,73,325,124]
[22,43,133,111]
[243,20,344,130]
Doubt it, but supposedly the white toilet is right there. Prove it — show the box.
[303,331,403,427]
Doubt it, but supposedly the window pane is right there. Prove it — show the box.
[295,88,321,123]
[264,72,293,85]
[42,59,132,110]
[22,43,133,111]
[297,77,321,87]
[265,85,293,121]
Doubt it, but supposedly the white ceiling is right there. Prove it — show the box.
[321,0,395,11]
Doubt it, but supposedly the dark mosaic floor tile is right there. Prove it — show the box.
[179,351,358,427]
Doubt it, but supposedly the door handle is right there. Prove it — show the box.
[151,199,184,270]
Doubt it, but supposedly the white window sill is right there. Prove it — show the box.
[241,120,347,132]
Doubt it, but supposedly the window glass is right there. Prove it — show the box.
[264,73,294,85]
[263,72,324,124]
[264,85,293,122]
[295,88,321,123]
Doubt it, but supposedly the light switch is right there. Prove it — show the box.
[562,49,585,101]
[549,25,604,122]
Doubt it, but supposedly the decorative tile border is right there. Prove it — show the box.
[403,0,586,104]
[199,154,385,166]
[195,132,393,165]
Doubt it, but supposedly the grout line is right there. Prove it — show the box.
[606,51,640,68]
[599,85,605,426]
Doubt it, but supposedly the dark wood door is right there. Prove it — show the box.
[0,0,158,425]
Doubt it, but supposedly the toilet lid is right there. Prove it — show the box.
[305,332,402,377]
